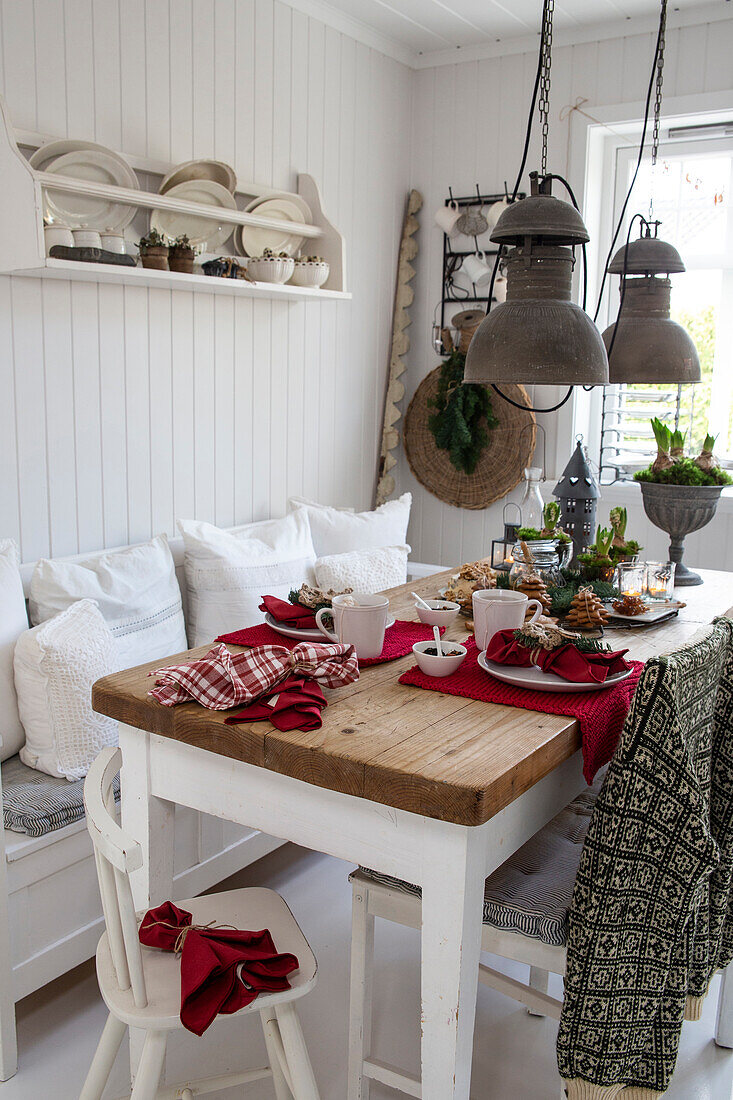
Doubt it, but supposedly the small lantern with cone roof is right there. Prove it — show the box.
[553,439,600,563]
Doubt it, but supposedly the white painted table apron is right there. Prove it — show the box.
[118,721,585,1098]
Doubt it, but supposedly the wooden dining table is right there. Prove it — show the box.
[93,567,733,1099]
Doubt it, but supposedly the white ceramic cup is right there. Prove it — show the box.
[316,593,389,659]
[44,225,74,253]
[101,232,126,254]
[472,589,542,652]
[434,201,460,237]
[494,273,508,303]
[73,228,102,249]
[462,250,492,287]
[486,198,509,230]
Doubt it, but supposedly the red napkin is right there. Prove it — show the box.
[399,638,643,783]
[217,620,443,667]
[259,595,317,629]
[138,900,299,1036]
[225,675,326,731]
[484,629,631,684]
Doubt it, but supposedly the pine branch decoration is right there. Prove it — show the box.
[427,351,498,475]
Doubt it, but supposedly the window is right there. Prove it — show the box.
[598,127,733,481]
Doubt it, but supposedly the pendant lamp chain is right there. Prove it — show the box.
[538,0,555,177]
[649,0,668,222]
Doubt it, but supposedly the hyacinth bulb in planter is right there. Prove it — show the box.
[634,420,732,585]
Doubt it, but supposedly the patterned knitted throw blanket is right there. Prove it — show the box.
[557,617,733,1098]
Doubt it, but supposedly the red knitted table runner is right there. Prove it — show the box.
[398,638,643,783]
[216,620,441,667]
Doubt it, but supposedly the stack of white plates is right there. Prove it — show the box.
[30,139,140,232]
[237,192,313,257]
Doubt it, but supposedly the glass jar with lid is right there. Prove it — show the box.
[509,539,564,589]
[519,466,545,531]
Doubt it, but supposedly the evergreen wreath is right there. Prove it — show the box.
[427,351,498,475]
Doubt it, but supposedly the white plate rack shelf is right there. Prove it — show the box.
[0,96,350,302]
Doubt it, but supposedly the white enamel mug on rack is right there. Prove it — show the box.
[316,593,388,659]
[472,589,542,651]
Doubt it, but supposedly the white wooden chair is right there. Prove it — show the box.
[81,746,322,1100]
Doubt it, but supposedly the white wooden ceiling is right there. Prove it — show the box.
[298,0,731,66]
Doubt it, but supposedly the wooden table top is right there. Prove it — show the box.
[93,568,733,827]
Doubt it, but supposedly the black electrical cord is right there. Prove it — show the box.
[491,383,574,414]
[593,0,667,322]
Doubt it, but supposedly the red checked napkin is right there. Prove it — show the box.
[399,638,643,783]
[148,641,359,708]
[259,595,317,629]
[484,629,631,683]
[225,675,326,731]
[139,901,299,1036]
[217,620,442,667]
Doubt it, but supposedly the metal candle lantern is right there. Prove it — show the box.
[552,440,600,563]
[491,503,522,570]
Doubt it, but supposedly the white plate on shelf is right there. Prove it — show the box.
[160,158,237,195]
[265,611,395,642]
[477,650,633,693]
[39,146,140,231]
[237,194,312,257]
[150,179,237,249]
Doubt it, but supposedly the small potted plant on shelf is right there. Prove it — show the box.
[168,234,195,274]
[290,254,330,288]
[634,419,732,585]
[138,229,169,271]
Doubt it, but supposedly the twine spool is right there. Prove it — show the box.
[452,309,485,354]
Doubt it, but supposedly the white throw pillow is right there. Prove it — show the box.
[0,540,30,761]
[15,600,117,780]
[314,545,411,594]
[288,493,412,556]
[29,535,187,671]
[178,511,317,645]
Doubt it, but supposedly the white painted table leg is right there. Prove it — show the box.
[716,961,733,1047]
[119,725,175,1087]
[348,881,375,1100]
[0,760,18,1081]
[420,826,485,1100]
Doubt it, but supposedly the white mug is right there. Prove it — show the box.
[472,589,542,652]
[316,593,388,659]
[462,250,492,287]
[73,228,102,249]
[434,201,460,237]
[486,198,509,231]
[494,273,508,303]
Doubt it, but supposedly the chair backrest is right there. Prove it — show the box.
[83,746,148,1008]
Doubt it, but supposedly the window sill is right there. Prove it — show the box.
[600,481,733,515]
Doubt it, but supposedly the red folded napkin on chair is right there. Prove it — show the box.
[484,629,631,684]
[259,595,317,629]
[225,675,326,731]
[139,900,299,1036]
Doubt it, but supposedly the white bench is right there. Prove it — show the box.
[0,539,441,1079]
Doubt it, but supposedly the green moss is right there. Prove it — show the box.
[634,457,732,487]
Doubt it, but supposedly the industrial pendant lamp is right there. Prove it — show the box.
[602,222,700,383]
[601,0,700,385]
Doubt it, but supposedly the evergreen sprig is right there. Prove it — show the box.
[427,351,498,475]
[513,629,612,654]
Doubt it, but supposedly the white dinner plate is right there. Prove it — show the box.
[150,179,237,249]
[237,194,312,257]
[37,145,139,231]
[265,611,395,643]
[477,650,633,693]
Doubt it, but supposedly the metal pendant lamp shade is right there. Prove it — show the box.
[464,177,609,387]
[602,233,701,384]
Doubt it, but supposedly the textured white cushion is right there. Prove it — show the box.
[314,545,410,593]
[29,535,186,671]
[288,493,412,556]
[179,511,317,645]
[14,600,118,781]
[0,540,30,761]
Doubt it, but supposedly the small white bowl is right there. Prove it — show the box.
[415,599,460,628]
[247,256,295,284]
[290,260,330,288]
[412,639,467,678]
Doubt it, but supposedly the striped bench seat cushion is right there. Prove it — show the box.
[357,780,600,948]
[2,754,119,838]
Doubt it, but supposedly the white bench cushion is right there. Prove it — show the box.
[0,540,29,761]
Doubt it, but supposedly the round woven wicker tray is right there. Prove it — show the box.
[403,370,536,510]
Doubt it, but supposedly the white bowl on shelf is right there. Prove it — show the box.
[247,255,296,284]
[290,259,330,288]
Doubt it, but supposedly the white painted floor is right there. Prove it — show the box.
[2,843,732,1099]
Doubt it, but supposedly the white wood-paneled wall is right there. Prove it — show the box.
[397,18,733,568]
[0,0,412,562]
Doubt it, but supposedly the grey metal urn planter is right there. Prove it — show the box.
[639,481,723,586]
